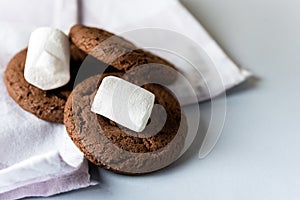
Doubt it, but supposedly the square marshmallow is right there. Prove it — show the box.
[91,76,155,132]
[24,27,70,90]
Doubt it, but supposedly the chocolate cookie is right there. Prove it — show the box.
[69,24,178,84]
[4,44,85,123]
[64,73,188,174]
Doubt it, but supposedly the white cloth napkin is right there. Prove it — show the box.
[0,0,250,199]
[0,1,96,199]
[80,0,250,105]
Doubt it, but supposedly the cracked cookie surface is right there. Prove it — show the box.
[64,73,188,174]
[69,24,177,84]
[4,45,85,123]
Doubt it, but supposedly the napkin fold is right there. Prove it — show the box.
[0,0,250,199]
[79,0,250,104]
[0,0,96,199]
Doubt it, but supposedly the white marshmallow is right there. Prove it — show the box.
[24,27,70,90]
[91,76,155,132]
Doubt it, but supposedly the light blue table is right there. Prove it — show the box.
[36,1,300,199]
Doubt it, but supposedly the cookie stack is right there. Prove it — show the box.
[4,25,188,174]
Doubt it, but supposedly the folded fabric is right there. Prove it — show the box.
[0,0,96,199]
[80,0,250,105]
